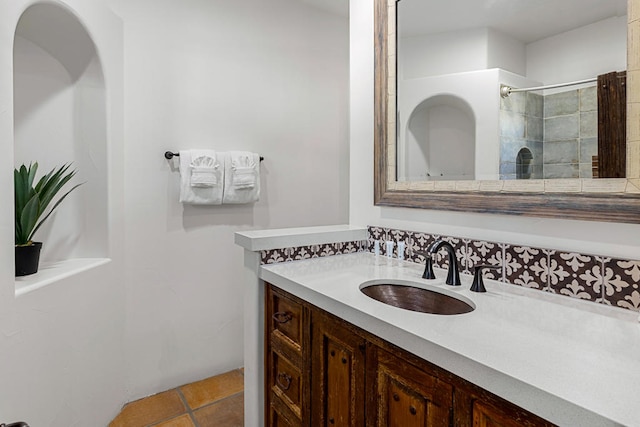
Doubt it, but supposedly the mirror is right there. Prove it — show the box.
[374,0,640,223]
[396,0,627,182]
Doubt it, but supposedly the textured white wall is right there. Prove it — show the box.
[1,0,347,425]
[350,0,640,260]
[0,0,126,425]
[109,0,349,400]
[527,16,627,85]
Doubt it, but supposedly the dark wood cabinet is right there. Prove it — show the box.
[367,345,452,426]
[472,400,525,427]
[311,310,366,426]
[265,285,310,425]
[265,283,555,427]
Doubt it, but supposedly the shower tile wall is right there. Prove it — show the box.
[543,87,597,179]
[499,92,543,180]
[500,87,598,179]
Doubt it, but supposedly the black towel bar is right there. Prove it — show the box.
[165,151,263,161]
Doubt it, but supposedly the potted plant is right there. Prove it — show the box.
[14,162,82,276]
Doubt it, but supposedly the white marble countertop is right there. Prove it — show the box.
[261,252,640,427]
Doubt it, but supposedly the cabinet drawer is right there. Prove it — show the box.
[271,350,303,417]
[269,289,303,347]
[270,398,302,427]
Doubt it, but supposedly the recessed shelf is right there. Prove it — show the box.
[15,258,111,297]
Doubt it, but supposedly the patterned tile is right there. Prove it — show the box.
[548,252,602,302]
[341,240,366,255]
[368,225,387,242]
[466,240,504,281]
[260,241,365,265]
[504,245,548,289]
[603,258,640,311]
[368,226,389,253]
[432,236,464,272]
[458,239,473,274]
[406,232,438,264]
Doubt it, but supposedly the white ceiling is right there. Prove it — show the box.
[399,0,627,43]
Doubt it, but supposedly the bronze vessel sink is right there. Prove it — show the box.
[360,281,474,315]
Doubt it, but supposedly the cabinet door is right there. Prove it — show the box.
[369,346,453,427]
[311,311,366,427]
[472,400,524,427]
[467,398,556,427]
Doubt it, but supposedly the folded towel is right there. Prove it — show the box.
[179,150,223,205]
[222,151,260,204]
[190,155,219,187]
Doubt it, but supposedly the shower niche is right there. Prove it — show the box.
[13,3,109,290]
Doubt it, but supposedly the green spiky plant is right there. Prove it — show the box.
[14,162,82,247]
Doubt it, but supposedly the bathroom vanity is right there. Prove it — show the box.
[265,282,553,426]
[260,254,640,426]
[236,226,640,427]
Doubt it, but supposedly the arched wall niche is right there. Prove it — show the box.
[400,94,476,181]
[516,147,534,180]
[13,2,108,267]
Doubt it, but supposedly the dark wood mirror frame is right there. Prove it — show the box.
[374,0,640,223]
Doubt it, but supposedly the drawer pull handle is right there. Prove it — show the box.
[277,372,292,390]
[273,312,292,324]
[410,405,417,415]
[393,393,400,402]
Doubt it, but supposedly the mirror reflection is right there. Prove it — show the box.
[396,0,628,182]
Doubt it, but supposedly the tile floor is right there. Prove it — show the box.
[109,368,244,427]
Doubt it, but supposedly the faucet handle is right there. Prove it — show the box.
[421,253,436,280]
[470,265,501,293]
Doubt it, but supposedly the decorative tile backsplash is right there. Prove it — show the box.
[368,226,640,312]
[259,226,639,313]
[261,240,366,265]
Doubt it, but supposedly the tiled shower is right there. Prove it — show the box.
[500,86,598,179]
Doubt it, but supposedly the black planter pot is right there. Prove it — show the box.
[15,242,43,277]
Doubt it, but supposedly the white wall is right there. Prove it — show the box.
[108,0,349,400]
[350,0,640,260]
[487,28,526,76]
[1,0,347,424]
[400,28,526,80]
[0,0,126,425]
[527,16,627,85]
[400,28,489,79]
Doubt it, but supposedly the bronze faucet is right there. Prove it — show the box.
[422,240,461,286]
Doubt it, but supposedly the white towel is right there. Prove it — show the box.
[190,155,219,187]
[222,151,260,204]
[179,150,223,205]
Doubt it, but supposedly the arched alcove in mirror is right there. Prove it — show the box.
[13,2,108,266]
[399,94,475,181]
[516,147,534,180]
